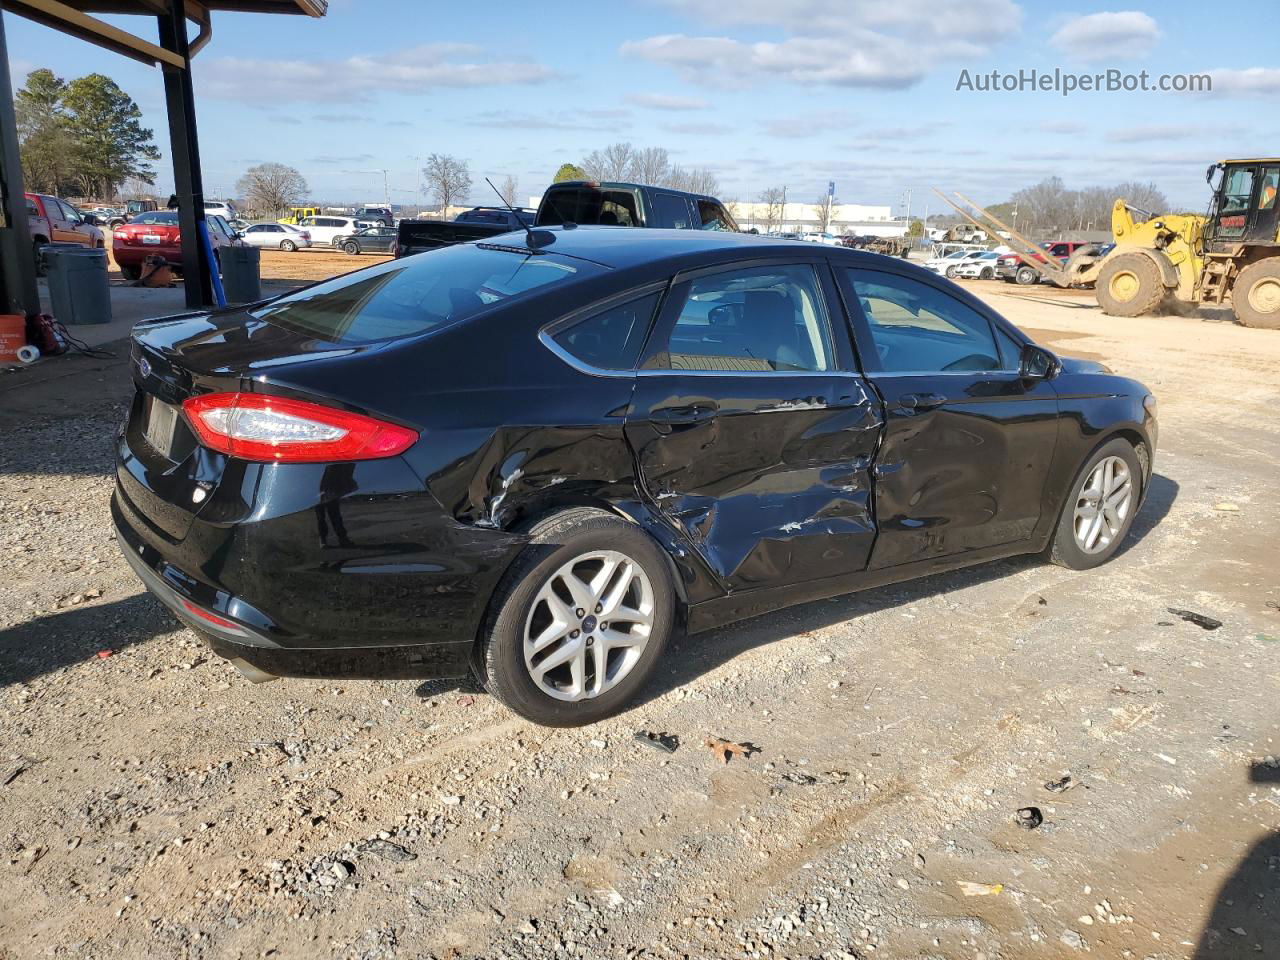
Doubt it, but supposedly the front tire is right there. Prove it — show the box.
[476,508,675,727]
[1015,265,1039,285]
[1233,257,1280,329]
[1048,438,1142,570]
[1097,252,1164,317]
[980,266,994,280]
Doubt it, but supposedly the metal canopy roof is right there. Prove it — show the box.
[6,0,325,67]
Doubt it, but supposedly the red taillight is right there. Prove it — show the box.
[181,392,418,463]
[180,597,241,631]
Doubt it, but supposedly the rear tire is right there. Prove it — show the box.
[33,240,47,277]
[476,508,675,727]
[1096,252,1164,317]
[120,263,142,281]
[945,265,959,279]
[1048,438,1142,570]
[280,239,297,252]
[1233,257,1280,329]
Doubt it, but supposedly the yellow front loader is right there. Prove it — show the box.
[936,159,1280,329]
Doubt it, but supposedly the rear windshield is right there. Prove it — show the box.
[132,212,178,225]
[539,187,640,227]
[249,243,597,345]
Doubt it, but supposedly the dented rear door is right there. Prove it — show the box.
[624,259,882,592]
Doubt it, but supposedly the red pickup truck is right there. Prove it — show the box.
[996,240,1093,286]
[26,193,105,270]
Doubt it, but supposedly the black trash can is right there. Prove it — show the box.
[47,247,111,325]
[221,243,262,304]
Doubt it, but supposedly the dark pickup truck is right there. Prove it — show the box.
[396,182,738,257]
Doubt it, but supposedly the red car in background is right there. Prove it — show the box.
[996,240,1093,286]
[111,210,239,281]
[26,192,104,271]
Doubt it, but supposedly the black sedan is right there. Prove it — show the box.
[337,226,397,255]
[113,228,1157,726]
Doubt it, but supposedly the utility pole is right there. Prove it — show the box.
[381,169,390,210]
[781,185,787,232]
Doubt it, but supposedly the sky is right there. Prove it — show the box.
[5,0,1278,215]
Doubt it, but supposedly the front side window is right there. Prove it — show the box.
[655,264,834,373]
[847,269,999,373]
[551,293,659,371]
[250,244,596,345]
[698,200,736,231]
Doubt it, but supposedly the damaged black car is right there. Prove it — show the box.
[113,228,1157,726]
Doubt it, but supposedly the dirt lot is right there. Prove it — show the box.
[103,233,389,286]
[2,278,1278,960]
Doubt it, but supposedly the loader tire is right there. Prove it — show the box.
[1233,258,1280,330]
[1097,252,1164,317]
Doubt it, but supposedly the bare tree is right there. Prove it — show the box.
[758,186,785,232]
[666,166,720,196]
[631,146,671,186]
[422,153,471,216]
[498,174,519,206]
[236,162,308,217]
[581,142,636,181]
[813,193,838,232]
[1112,181,1169,217]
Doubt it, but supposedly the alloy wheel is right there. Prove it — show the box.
[523,550,654,702]
[1072,455,1133,553]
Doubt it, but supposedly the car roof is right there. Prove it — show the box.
[481,225,924,274]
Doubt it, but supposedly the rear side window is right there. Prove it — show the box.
[250,244,598,345]
[551,293,659,371]
[652,193,692,229]
[654,265,834,372]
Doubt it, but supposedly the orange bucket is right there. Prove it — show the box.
[0,314,27,363]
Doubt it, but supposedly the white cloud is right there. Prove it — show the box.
[663,121,735,135]
[1049,12,1160,62]
[626,92,709,110]
[1105,124,1191,143]
[1202,67,1280,97]
[1040,120,1084,134]
[465,109,629,131]
[623,34,922,89]
[198,44,556,103]
[624,0,1022,90]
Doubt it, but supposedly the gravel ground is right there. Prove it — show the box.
[2,284,1279,960]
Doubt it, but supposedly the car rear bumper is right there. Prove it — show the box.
[112,400,531,679]
[114,245,180,267]
[113,490,487,681]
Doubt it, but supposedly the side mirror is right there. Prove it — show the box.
[1020,343,1060,380]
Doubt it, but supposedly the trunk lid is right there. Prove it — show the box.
[120,309,361,542]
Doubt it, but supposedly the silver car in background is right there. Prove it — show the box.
[238,222,312,252]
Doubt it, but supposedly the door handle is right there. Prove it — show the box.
[651,402,718,425]
[898,392,947,413]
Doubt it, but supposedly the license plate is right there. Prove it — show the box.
[143,397,179,458]
[142,235,162,244]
